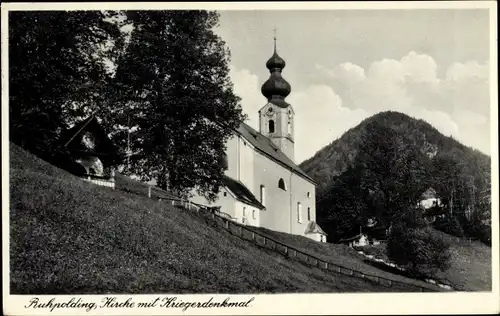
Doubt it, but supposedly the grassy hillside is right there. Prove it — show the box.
[10,143,426,294]
[251,227,436,290]
[361,231,492,291]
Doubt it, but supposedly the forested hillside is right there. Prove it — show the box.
[300,111,491,243]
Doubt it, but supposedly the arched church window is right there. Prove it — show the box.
[278,178,286,191]
[307,207,311,221]
[269,120,275,133]
[297,202,302,223]
[260,185,266,206]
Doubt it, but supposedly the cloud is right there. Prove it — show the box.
[229,66,264,128]
[229,51,491,163]
[230,65,370,162]
[288,85,370,162]
[318,51,490,154]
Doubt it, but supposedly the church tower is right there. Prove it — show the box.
[259,34,295,161]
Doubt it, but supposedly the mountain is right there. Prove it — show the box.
[299,111,491,242]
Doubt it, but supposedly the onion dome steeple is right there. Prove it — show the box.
[261,31,291,108]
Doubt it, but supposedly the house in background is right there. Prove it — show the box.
[61,115,121,188]
[191,39,327,242]
[418,187,441,209]
[339,234,370,248]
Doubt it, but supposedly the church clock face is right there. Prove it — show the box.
[266,107,274,116]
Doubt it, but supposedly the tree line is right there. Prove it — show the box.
[313,112,491,246]
[9,10,245,201]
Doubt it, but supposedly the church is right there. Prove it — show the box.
[191,40,327,242]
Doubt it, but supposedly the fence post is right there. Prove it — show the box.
[324,262,328,269]
[284,246,288,255]
[148,186,152,198]
[251,232,255,241]
[263,238,266,245]
[239,226,243,237]
[225,220,229,229]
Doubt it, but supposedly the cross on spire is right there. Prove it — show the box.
[273,27,277,52]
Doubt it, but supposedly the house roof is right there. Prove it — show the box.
[222,176,265,210]
[421,187,438,200]
[339,233,365,243]
[62,115,121,165]
[305,221,327,236]
[235,122,316,185]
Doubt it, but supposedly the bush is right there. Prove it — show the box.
[387,226,451,277]
[434,215,464,237]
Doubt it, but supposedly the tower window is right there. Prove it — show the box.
[278,178,287,191]
[307,192,311,198]
[297,202,302,223]
[269,120,275,133]
[287,121,292,134]
[252,209,256,219]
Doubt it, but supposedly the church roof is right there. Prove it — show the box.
[222,176,265,210]
[235,122,316,185]
[305,221,327,236]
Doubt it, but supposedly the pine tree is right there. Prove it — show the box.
[110,10,245,200]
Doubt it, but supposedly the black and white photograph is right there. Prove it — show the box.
[2,1,498,315]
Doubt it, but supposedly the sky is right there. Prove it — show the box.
[214,9,492,163]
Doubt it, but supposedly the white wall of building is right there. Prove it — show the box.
[191,130,319,241]
[234,201,261,227]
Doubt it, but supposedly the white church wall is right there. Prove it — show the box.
[252,151,293,234]
[190,187,237,219]
[289,171,317,236]
[234,201,260,227]
[225,135,239,180]
[237,136,255,189]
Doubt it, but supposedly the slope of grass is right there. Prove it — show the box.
[115,173,179,200]
[250,227,437,290]
[10,143,414,294]
[356,232,491,291]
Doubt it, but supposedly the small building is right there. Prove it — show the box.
[305,221,328,242]
[220,176,265,227]
[419,187,441,209]
[339,234,369,247]
[61,115,121,188]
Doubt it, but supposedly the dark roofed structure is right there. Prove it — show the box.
[61,115,122,188]
[223,176,265,210]
[63,115,121,166]
[305,221,327,236]
[235,122,316,184]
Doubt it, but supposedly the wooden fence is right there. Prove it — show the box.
[158,197,442,292]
